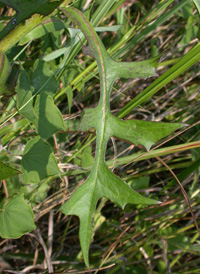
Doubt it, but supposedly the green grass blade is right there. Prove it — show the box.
[115,0,190,58]
[118,42,200,118]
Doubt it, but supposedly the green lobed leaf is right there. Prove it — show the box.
[61,162,157,265]
[0,0,64,41]
[0,193,36,238]
[107,116,183,151]
[60,7,183,266]
[80,108,183,151]
[21,136,60,184]
[0,162,21,180]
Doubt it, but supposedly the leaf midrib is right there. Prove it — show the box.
[75,8,107,209]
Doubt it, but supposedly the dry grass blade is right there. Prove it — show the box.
[35,230,54,273]
[156,156,200,235]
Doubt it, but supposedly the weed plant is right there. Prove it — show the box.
[0,0,200,273]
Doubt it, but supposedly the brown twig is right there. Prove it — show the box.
[2,180,9,199]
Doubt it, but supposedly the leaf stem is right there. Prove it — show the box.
[2,180,9,199]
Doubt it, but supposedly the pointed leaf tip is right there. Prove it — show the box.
[0,162,21,180]
[108,115,183,151]
[61,163,158,266]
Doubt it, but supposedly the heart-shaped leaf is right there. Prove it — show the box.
[22,136,60,184]
[0,194,36,238]
[16,61,66,138]
[34,93,66,139]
